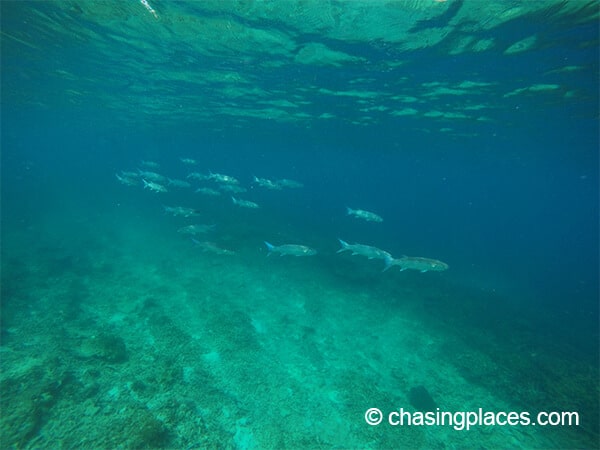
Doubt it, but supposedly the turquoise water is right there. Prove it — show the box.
[1,1,598,449]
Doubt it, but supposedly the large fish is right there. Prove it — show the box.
[337,239,391,262]
[178,224,215,235]
[142,179,167,193]
[231,197,259,209]
[264,242,316,256]
[346,207,383,223]
[163,205,200,217]
[191,239,235,255]
[384,255,448,273]
[253,176,281,190]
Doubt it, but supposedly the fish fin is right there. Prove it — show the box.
[264,241,275,254]
[337,239,349,253]
[420,269,428,273]
[346,207,353,215]
[383,255,394,271]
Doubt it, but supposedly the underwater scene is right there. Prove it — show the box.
[1,1,598,449]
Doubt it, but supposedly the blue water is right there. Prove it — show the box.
[1,2,598,449]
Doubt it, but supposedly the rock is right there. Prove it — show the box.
[408,385,437,412]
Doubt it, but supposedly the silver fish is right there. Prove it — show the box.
[116,173,138,186]
[138,170,167,183]
[276,178,303,189]
[142,179,167,193]
[178,224,215,235]
[231,197,259,209]
[253,176,282,190]
[192,239,235,255]
[384,255,448,273]
[264,242,316,256]
[209,172,239,185]
[346,207,383,223]
[187,172,211,181]
[219,184,247,194]
[337,239,391,261]
[168,178,191,188]
[163,205,200,217]
[195,187,221,196]
[140,160,160,169]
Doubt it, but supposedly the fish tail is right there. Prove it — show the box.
[346,207,353,215]
[337,239,349,253]
[383,255,394,272]
[264,241,275,254]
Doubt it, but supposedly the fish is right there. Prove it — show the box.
[168,178,191,188]
[120,171,140,178]
[163,205,200,217]
[187,172,211,181]
[178,224,215,235]
[142,179,167,193]
[191,239,235,255]
[253,176,282,190]
[115,173,138,186]
[180,157,197,165]
[264,241,317,256]
[138,170,167,183]
[209,172,239,185]
[346,207,383,223]
[195,187,221,196]
[219,184,247,194]
[384,255,449,273]
[276,178,303,189]
[140,160,160,169]
[337,239,391,262]
[231,197,259,209]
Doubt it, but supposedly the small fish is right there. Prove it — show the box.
[163,205,200,217]
[142,179,167,193]
[384,255,448,273]
[346,207,383,223]
[180,157,198,165]
[231,197,259,209]
[264,241,317,257]
[337,239,391,262]
[168,178,192,188]
[178,224,215,235]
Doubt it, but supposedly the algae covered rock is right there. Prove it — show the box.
[74,333,128,363]
[408,385,438,412]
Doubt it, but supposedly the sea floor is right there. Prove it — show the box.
[1,203,597,449]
